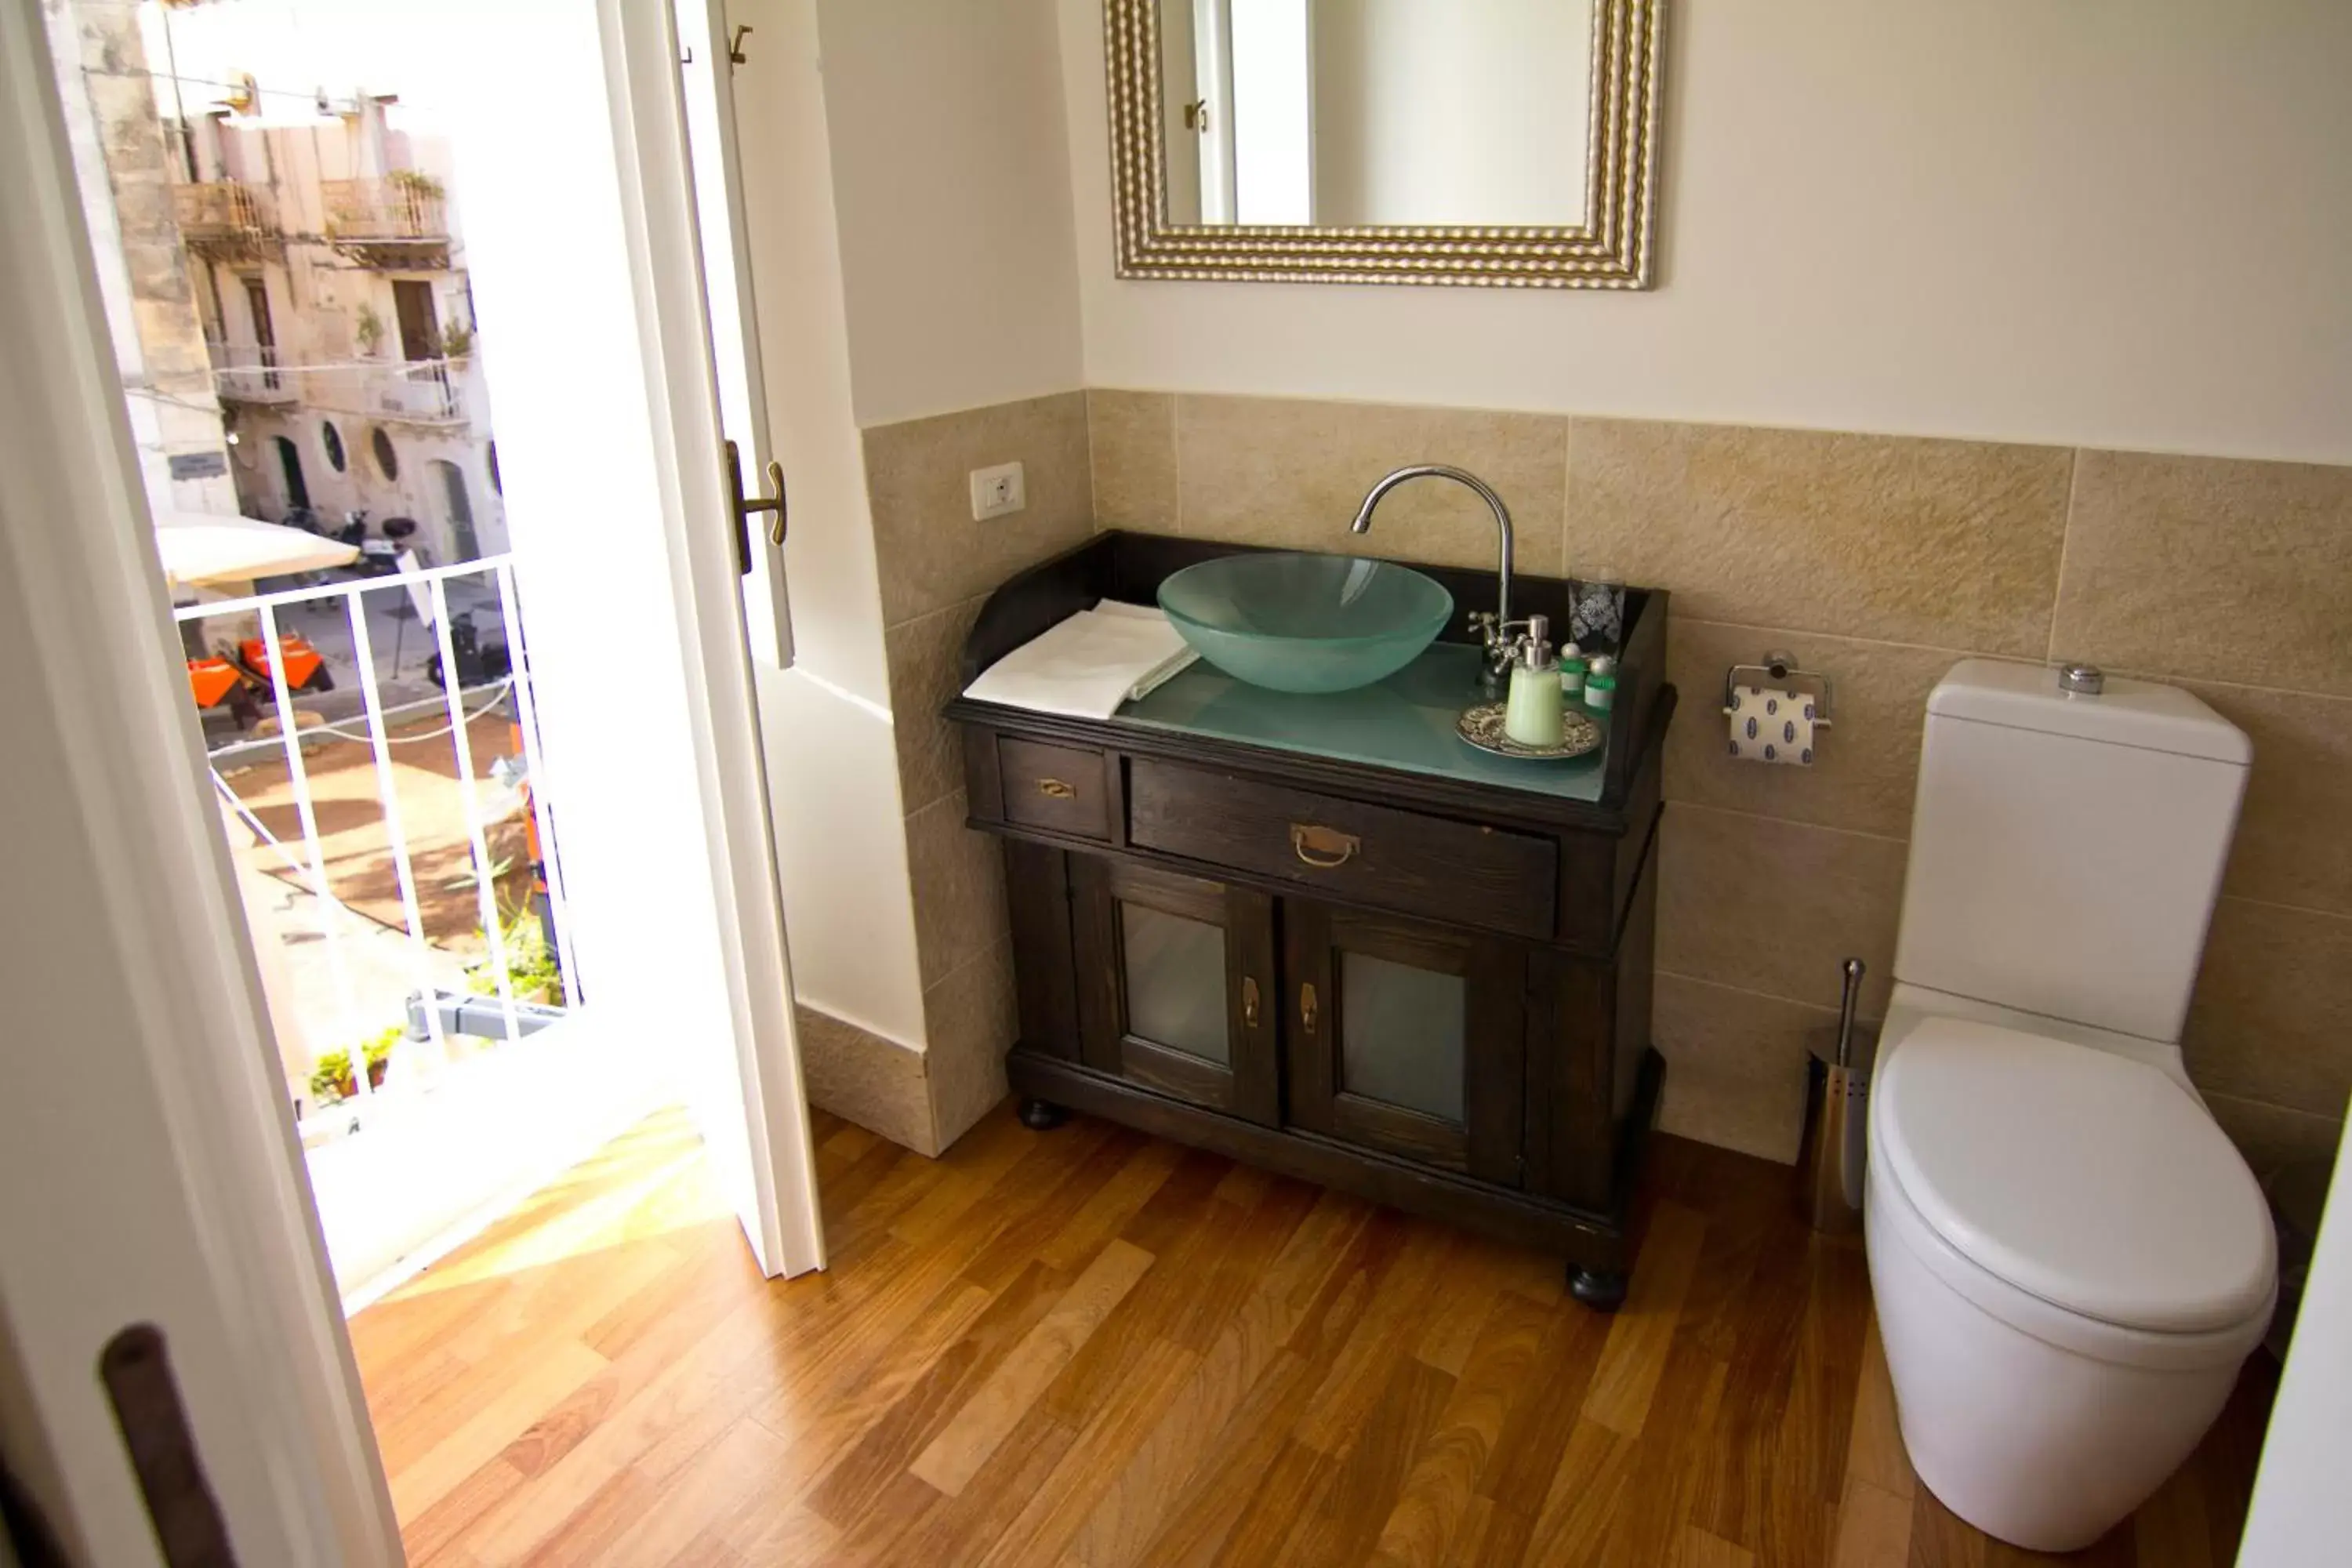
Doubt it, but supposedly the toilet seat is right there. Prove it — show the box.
[1874,1017,2275,1348]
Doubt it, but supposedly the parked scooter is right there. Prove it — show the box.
[425,608,512,690]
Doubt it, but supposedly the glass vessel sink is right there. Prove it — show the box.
[1156,553,1455,695]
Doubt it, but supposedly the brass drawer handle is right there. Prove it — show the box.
[1036,778,1076,800]
[1290,823,1359,869]
[1242,976,1260,1029]
[1300,981,1318,1035]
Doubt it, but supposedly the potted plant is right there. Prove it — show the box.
[354,302,385,358]
[307,1027,400,1103]
[466,911,564,1008]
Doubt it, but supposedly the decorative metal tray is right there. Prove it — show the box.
[1455,702,1604,761]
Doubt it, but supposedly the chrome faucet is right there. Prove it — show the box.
[1350,464,1518,686]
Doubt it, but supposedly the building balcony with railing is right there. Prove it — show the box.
[172,180,279,260]
[307,360,468,426]
[208,341,299,405]
[321,175,452,267]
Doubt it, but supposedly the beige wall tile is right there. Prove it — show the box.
[1656,802,1907,1015]
[1664,619,1962,840]
[905,790,1008,991]
[885,594,985,816]
[2173,680,2352,920]
[1174,394,1565,580]
[2185,896,2352,1120]
[1569,420,2072,655]
[864,390,1093,627]
[2203,1091,2343,1188]
[796,1005,936,1156]
[924,943,1017,1153]
[2053,451,2352,696]
[1087,389,1178,534]
[1652,974,1840,1164]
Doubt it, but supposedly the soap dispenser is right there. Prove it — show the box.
[1504,615,1565,747]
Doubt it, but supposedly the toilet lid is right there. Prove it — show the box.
[1877,1018,2275,1334]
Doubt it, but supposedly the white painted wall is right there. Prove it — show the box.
[1056,0,2352,464]
[2238,1120,2352,1565]
[1312,0,1590,227]
[814,0,1086,428]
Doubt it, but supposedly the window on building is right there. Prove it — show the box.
[372,426,400,481]
[321,421,347,473]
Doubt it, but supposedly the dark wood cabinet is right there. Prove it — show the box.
[949,532,1674,1310]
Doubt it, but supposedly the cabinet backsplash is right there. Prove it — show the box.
[848,387,2350,1184]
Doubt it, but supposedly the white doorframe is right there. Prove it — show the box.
[1,0,398,1555]
[0,0,820,1554]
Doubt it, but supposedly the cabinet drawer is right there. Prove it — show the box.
[1000,739,1112,840]
[1128,760,1555,939]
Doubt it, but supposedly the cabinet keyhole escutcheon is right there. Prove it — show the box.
[1242,975,1260,1029]
[1300,981,1319,1034]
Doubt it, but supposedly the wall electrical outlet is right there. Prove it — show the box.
[969,461,1026,521]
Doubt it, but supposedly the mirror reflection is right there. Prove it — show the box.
[1157,0,1596,229]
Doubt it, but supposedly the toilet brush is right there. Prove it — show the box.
[1796,958,1871,1232]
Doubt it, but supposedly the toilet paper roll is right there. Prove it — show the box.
[1726,684,1817,765]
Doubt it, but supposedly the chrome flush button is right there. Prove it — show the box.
[2059,662,2106,696]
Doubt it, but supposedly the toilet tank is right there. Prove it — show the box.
[1893,660,2249,1043]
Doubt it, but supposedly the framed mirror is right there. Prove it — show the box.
[1105,0,1664,289]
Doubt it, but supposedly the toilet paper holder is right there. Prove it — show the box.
[1722,649,1833,731]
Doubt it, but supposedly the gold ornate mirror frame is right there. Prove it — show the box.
[1105,0,1664,289]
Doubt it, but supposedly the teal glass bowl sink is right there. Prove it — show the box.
[1156,553,1455,695]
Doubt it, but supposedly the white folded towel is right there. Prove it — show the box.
[961,601,1200,720]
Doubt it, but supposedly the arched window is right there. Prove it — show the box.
[371,426,400,481]
[321,420,347,473]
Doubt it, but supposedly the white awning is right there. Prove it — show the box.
[153,510,360,589]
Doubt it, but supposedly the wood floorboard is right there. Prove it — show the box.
[352,1103,2281,1567]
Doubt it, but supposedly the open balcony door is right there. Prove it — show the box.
[435,0,825,1281]
[0,0,817,1557]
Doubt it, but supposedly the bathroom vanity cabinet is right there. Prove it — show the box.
[947,533,1674,1308]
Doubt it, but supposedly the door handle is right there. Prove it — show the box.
[723,439,788,575]
[99,1325,237,1566]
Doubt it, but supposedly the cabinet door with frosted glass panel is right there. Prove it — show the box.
[1070,858,1279,1126]
[1282,902,1526,1185]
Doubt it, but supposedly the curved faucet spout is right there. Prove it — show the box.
[1350,464,1515,662]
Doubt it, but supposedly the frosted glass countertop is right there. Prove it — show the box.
[1115,642,1608,803]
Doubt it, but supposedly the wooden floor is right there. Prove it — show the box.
[350,1102,2278,1566]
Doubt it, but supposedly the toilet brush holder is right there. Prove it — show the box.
[1795,958,1875,1234]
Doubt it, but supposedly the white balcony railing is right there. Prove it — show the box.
[178,557,575,1139]
[306,361,468,426]
[208,341,297,404]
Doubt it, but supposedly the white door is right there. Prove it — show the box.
[0,0,819,1556]
[434,0,822,1279]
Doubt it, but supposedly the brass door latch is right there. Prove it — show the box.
[723,439,787,575]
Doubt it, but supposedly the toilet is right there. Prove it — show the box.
[1864,659,2278,1553]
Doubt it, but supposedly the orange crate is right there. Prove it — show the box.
[239,634,323,691]
[187,657,240,709]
